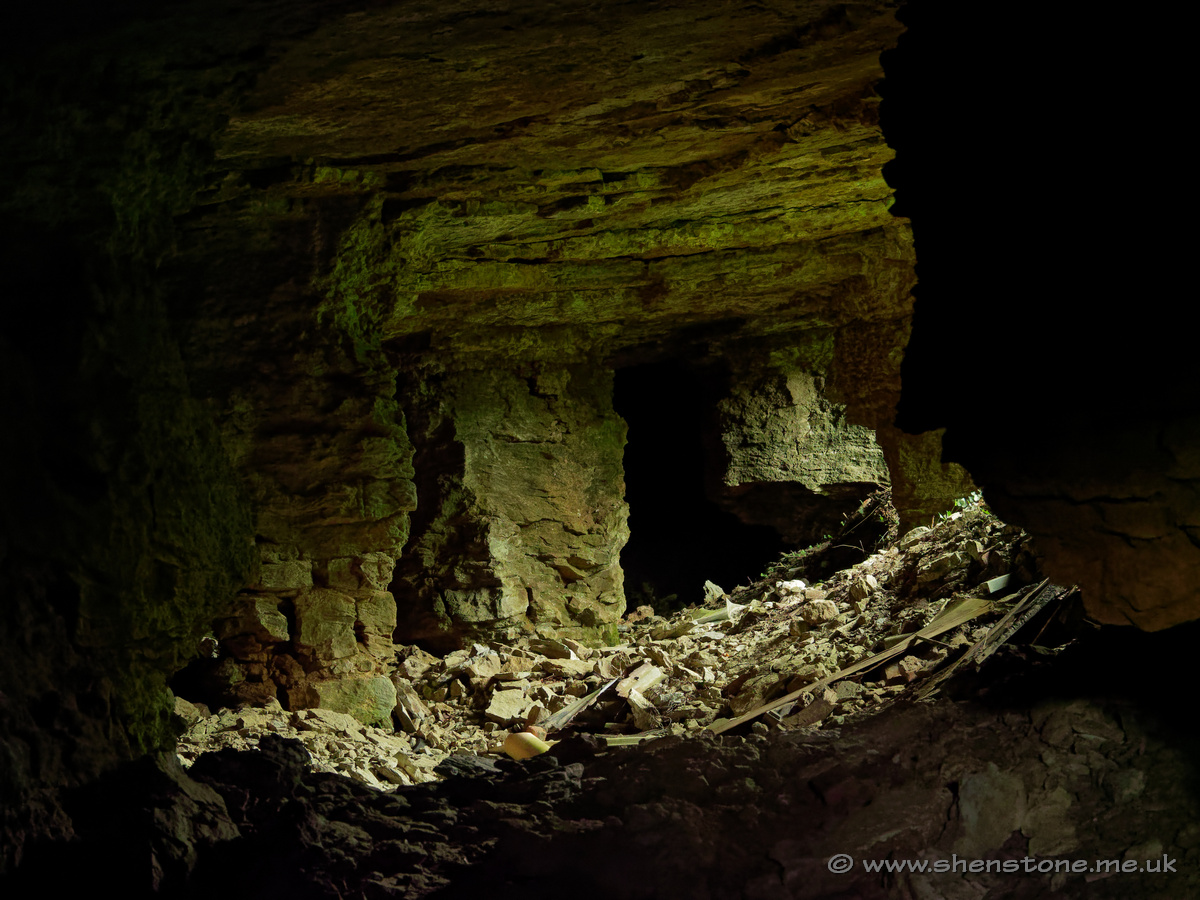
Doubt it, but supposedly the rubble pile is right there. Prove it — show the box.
[175,703,445,789]
[179,494,1052,786]
[62,493,1199,899]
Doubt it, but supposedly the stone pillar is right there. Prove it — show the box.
[711,343,890,545]
[876,426,976,533]
[196,373,416,727]
[205,549,401,728]
[395,364,629,646]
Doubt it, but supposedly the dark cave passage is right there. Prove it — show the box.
[613,360,786,612]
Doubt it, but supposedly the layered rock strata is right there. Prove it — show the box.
[170,0,924,658]
[392,365,629,649]
[713,342,891,544]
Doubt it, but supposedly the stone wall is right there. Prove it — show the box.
[879,1,1200,627]
[712,339,890,545]
[394,365,629,648]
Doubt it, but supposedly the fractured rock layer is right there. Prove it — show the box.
[393,365,629,648]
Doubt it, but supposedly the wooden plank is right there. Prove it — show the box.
[707,595,993,734]
[915,579,1054,700]
[540,675,620,733]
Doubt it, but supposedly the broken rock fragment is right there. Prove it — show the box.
[391,678,432,733]
[802,599,838,625]
[486,685,535,725]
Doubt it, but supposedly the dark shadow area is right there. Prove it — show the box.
[880,1,1194,448]
[614,359,786,612]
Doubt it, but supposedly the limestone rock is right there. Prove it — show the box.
[714,359,891,545]
[355,591,398,660]
[485,687,535,725]
[540,658,595,679]
[776,580,807,603]
[302,677,397,729]
[801,599,839,625]
[393,367,629,646]
[174,696,208,727]
[256,560,314,591]
[296,708,365,737]
[398,646,440,680]
[217,597,290,647]
[356,552,397,591]
[527,638,576,660]
[729,673,787,716]
[294,588,359,663]
[454,649,504,685]
[391,679,432,733]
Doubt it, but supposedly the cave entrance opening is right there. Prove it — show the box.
[613,359,786,614]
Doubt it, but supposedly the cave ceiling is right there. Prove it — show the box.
[155,2,901,373]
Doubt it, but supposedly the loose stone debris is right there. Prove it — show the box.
[178,491,1062,788]
[34,490,1193,899]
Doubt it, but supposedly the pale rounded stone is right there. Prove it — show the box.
[502,732,551,760]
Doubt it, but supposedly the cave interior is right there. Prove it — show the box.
[1,1,1196,896]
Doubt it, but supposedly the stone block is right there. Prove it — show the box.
[456,650,503,684]
[294,588,357,662]
[390,678,431,733]
[801,599,838,625]
[729,673,787,716]
[355,591,397,660]
[258,560,313,591]
[307,676,397,728]
[217,597,290,645]
[442,588,504,623]
[776,580,807,602]
[952,763,1027,857]
[540,657,595,678]
[485,686,534,725]
[356,552,396,590]
[325,558,360,590]
[299,707,365,736]
[173,696,206,726]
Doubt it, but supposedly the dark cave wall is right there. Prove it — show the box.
[0,3,374,867]
[0,157,255,872]
[880,2,1199,629]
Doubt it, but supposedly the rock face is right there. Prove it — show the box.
[167,0,919,654]
[394,366,629,648]
[713,343,891,544]
[2,0,1196,878]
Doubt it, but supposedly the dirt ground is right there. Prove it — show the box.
[9,492,1200,898]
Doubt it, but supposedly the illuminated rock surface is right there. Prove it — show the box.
[0,0,1195,893]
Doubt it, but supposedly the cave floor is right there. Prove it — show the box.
[178,494,1039,781]
[13,498,1200,898]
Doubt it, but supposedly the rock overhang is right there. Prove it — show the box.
[164,0,963,654]
[198,0,915,379]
